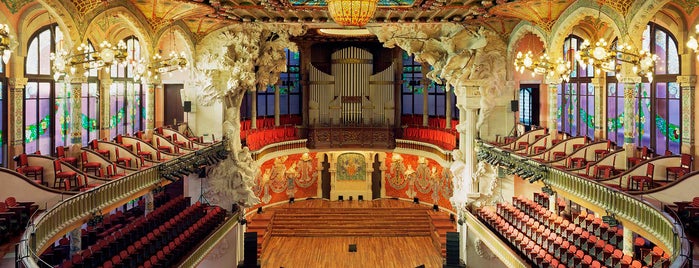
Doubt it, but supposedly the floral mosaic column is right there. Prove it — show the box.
[251,90,257,129]
[677,75,695,155]
[145,83,155,131]
[546,80,559,143]
[70,76,85,145]
[9,77,28,166]
[591,76,606,140]
[100,77,112,139]
[621,76,641,156]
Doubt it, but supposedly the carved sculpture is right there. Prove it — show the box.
[368,24,507,132]
[193,23,305,208]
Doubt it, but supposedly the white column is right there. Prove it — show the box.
[620,76,641,156]
[144,191,154,216]
[69,76,85,146]
[446,87,452,129]
[274,85,280,126]
[546,80,559,143]
[251,91,257,129]
[591,76,606,140]
[316,153,324,198]
[677,75,696,156]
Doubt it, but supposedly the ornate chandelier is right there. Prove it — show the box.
[513,51,572,82]
[685,25,699,59]
[326,0,379,27]
[50,40,128,81]
[134,51,188,82]
[575,38,658,82]
[0,24,12,64]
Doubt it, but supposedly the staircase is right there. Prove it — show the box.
[429,212,458,257]
[270,207,432,237]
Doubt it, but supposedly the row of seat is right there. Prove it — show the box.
[241,116,302,131]
[0,196,37,242]
[402,127,458,150]
[401,115,459,130]
[244,126,297,150]
[59,196,199,268]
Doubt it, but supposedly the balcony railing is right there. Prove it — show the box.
[477,141,690,267]
[178,210,242,267]
[463,208,529,268]
[18,141,226,267]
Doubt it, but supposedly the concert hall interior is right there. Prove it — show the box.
[1,0,699,267]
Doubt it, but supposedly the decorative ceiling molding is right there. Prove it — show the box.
[2,0,32,13]
[489,0,575,33]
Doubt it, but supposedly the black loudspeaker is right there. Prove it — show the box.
[183,101,192,113]
[445,232,461,267]
[243,232,258,267]
[510,100,519,112]
[433,204,439,211]
[413,197,419,204]
[348,244,357,252]
[358,195,364,201]
[338,196,344,201]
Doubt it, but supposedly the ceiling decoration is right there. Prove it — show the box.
[289,0,414,7]
[595,0,633,18]
[130,0,214,31]
[489,0,575,33]
[1,0,32,13]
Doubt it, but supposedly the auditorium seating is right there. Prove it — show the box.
[51,194,227,268]
[244,126,297,150]
[478,194,666,268]
[401,127,458,150]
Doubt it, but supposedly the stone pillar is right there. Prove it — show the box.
[145,83,156,131]
[591,76,606,140]
[621,76,641,158]
[8,77,28,168]
[154,82,164,128]
[677,75,695,156]
[446,86,452,129]
[100,77,113,140]
[622,227,633,256]
[70,76,86,145]
[69,227,82,256]
[422,82,429,127]
[316,153,324,198]
[454,82,480,195]
[548,192,558,215]
[251,90,257,130]
[144,191,154,216]
[379,154,387,198]
[546,81,559,140]
[274,85,280,126]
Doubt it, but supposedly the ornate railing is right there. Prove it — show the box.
[477,142,690,267]
[18,142,225,268]
[178,210,242,267]
[251,139,308,161]
[463,208,529,268]
[395,139,453,162]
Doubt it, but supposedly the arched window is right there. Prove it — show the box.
[0,48,6,165]
[606,40,624,146]
[401,52,424,117]
[24,24,63,155]
[639,23,681,154]
[519,85,539,128]
[558,35,595,139]
[279,49,301,116]
[82,41,99,146]
[110,36,144,137]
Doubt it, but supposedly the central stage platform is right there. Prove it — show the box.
[246,199,455,268]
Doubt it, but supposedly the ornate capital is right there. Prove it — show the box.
[677,75,696,88]
[70,76,88,85]
[619,76,642,84]
[8,77,28,89]
[590,76,605,88]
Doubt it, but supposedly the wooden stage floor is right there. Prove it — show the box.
[256,199,445,268]
[261,236,443,268]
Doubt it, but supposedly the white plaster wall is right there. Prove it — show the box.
[464,226,509,268]
[480,106,514,142]
[191,101,223,142]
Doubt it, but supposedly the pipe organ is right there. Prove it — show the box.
[309,46,395,126]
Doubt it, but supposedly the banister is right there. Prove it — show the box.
[18,141,225,268]
[177,210,242,267]
[462,208,529,268]
[477,141,690,267]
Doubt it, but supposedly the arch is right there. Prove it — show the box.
[548,3,623,60]
[507,21,549,58]
[16,2,79,57]
[83,6,153,60]
[153,23,196,63]
[626,0,672,40]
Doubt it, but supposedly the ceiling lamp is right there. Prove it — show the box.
[686,25,699,59]
[514,51,571,82]
[575,38,658,82]
[0,24,11,64]
[50,40,128,81]
[134,51,188,83]
[326,0,379,27]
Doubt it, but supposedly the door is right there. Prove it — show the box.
[321,154,331,199]
[371,154,382,199]
[164,84,184,126]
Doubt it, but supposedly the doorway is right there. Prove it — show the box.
[371,154,382,199]
[321,154,331,199]
[164,84,184,126]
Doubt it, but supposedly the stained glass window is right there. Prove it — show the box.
[0,57,5,166]
[25,24,62,155]
[110,36,144,137]
[278,49,301,116]
[639,23,681,154]
[559,35,594,139]
[81,42,99,146]
[401,51,424,116]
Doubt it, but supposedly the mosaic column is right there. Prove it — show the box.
[251,90,257,130]
[445,85,452,129]
[677,75,695,156]
[546,79,559,144]
[8,77,28,168]
[99,77,113,139]
[621,76,641,157]
[591,76,606,140]
[623,227,633,256]
[145,82,156,131]
[69,76,86,145]
[69,227,81,256]
[274,85,280,126]
[144,191,154,216]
